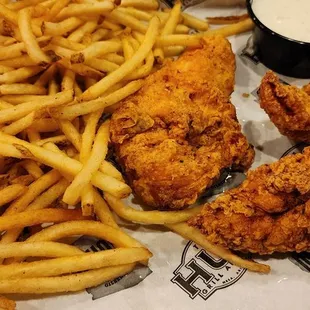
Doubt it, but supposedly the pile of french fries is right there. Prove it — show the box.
[0,0,265,304]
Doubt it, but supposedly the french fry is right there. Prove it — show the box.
[154,1,181,63]
[0,133,132,198]
[81,183,95,216]
[35,135,68,146]
[63,121,110,205]
[0,84,46,95]
[156,34,203,48]
[0,264,135,294]
[0,64,13,73]
[18,8,50,65]
[0,208,86,231]
[34,64,57,87]
[67,19,98,43]
[61,68,75,91]
[51,36,85,51]
[28,220,144,248]
[101,19,122,32]
[207,14,249,25]
[42,17,84,36]
[57,59,105,80]
[70,41,122,64]
[122,36,135,61]
[0,247,151,279]
[0,100,13,109]
[0,94,47,104]
[0,241,84,258]
[92,187,118,228]
[120,0,159,10]
[52,79,144,119]
[30,118,59,132]
[57,2,115,20]
[27,128,41,143]
[105,193,203,224]
[0,66,44,84]
[0,3,18,25]
[0,184,27,208]
[0,55,37,68]
[117,7,152,21]
[58,120,81,151]
[86,57,119,73]
[126,51,154,79]
[21,160,43,179]
[108,9,148,33]
[103,53,125,65]
[175,24,190,34]
[182,12,209,31]
[10,175,34,186]
[99,161,123,182]
[91,28,109,42]
[1,112,36,135]
[28,178,70,210]
[167,223,271,274]
[0,90,73,124]
[45,0,71,21]
[80,16,160,101]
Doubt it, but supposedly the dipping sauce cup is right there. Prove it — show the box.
[247,0,310,78]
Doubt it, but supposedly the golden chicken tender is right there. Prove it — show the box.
[110,36,254,210]
[259,71,310,143]
[189,147,310,254]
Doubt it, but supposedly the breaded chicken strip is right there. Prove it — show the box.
[259,71,310,143]
[110,36,254,210]
[189,147,310,255]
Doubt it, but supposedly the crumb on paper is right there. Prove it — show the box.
[242,93,250,98]
[256,145,264,151]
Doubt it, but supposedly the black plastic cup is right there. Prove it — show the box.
[247,0,310,78]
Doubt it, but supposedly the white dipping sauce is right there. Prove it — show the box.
[252,0,310,43]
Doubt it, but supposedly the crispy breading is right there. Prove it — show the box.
[110,36,254,210]
[0,296,16,310]
[189,147,310,254]
[259,71,310,143]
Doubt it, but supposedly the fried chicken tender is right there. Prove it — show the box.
[0,296,16,310]
[259,71,310,143]
[110,36,254,210]
[189,147,310,254]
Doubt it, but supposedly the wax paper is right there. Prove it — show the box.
[16,3,310,310]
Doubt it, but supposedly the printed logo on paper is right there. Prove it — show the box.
[74,236,153,300]
[171,241,246,300]
[281,144,310,273]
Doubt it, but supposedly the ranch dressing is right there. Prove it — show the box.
[252,0,310,43]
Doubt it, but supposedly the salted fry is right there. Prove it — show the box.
[51,36,85,51]
[43,17,83,36]
[0,264,135,294]
[103,53,125,65]
[0,4,18,25]
[91,28,109,42]
[108,9,148,33]
[80,17,160,101]
[0,241,83,259]
[27,128,41,143]
[67,19,98,43]
[117,7,152,21]
[59,120,81,151]
[182,12,209,31]
[0,184,27,208]
[105,193,203,224]
[122,36,135,61]
[28,220,144,248]
[0,94,47,104]
[52,79,144,119]
[21,160,43,179]
[0,90,73,124]
[0,66,44,84]
[208,14,249,25]
[0,55,37,68]
[35,135,68,146]
[0,208,86,231]
[167,223,271,274]
[175,24,190,34]
[99,161,123,182]
[120,0,159,10]
[86,57,119,73]
[0,247,150,279]
[45,0,71,21]
[18,8,50,65]
[1,112,36,135]
[81,184,95,216]
[0,84,46,95]
[126,51,154,79]
[34,64,57,87]
[63,121,110,205]
[0,65,13,73]
[57,2,114,20]
[0,133,131,198]
[71,41,122,64]
[30,118,59,132]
